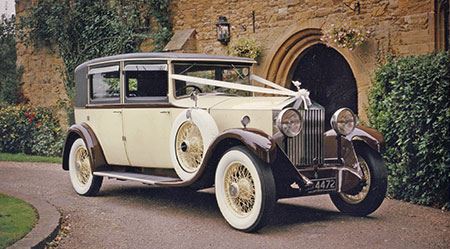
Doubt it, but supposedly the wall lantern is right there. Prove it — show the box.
[216,16,230,45]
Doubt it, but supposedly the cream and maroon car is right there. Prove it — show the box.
[62,53,387,232]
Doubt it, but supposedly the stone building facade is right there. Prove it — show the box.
[15,0,449,122]
[168,0,449,120]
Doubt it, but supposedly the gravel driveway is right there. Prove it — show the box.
[0,161,449,249]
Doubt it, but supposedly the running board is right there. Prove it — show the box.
[93,171,182,185]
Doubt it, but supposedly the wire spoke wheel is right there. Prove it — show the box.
[215,146,276,232]
[224,162,256,216]
[75,147,91,185]
[339,155,371,204]
[68,138,103,196]
[175,121,204,173]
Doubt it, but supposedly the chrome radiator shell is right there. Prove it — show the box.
[285,104,325,166]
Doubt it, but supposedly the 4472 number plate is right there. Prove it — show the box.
[310,177,337,193]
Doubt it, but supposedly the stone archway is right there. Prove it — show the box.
[264,28,324,85]
[263,27,368,123]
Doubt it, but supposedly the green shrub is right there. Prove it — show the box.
[368,52,450,209]
[0,105,64,157]
[0,16,22,104]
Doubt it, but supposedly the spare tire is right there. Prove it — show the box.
[170,109,219,181]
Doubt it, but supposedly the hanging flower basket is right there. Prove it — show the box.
[228,38,262,61]
[321,24,371,50]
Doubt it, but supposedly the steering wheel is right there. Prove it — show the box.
[176,84,203,95]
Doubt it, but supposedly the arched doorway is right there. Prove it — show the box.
[289,44,358,129]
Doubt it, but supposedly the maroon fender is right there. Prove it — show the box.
[349,125,385,153]
[206,128,278,164]
[324,125,384,155]
[62,123,108,171]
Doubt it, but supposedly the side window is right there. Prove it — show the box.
[124,64,168,102]
[89,65,120,103]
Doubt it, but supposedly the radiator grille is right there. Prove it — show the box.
[286,106,324,166]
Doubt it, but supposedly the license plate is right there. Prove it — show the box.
[310,177,337,193]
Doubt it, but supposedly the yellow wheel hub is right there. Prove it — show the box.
[75,147,91,185]
[224,162,255,216]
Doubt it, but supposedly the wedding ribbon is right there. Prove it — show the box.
[170,74,312,109]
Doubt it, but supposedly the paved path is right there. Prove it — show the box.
[1,162,449,249]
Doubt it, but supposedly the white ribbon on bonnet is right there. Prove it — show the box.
[170,74,312,109]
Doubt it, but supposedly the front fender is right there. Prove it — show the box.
[325,125,384,154]
[62,123,107,171]
[206,128,277,164]
[348,126,384,153]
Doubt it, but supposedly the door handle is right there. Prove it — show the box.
[160,111,170,114]
[113,110,122,114]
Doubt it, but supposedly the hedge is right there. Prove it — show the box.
[368,52,450,209]
[0,105,64,157]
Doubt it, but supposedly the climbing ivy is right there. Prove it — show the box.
[368,52,450,209]
[147,0,172,50]
[19,0,172,97]
[0,16,22,105]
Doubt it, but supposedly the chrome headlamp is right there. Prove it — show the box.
[330,108,357,136]
[276,108,302,137]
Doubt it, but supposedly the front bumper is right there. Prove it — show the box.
[296,164,364,195]
[272,134,365,198]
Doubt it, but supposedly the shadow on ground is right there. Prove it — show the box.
[97,184,364,231]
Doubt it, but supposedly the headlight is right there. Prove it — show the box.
[330,108,357,136]
[276,108,302,137]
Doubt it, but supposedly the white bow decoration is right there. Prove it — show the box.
[292,81,312,109]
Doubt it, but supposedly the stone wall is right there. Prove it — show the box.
[15,0,441,122]
[170,0,438,119]
[15,0,69,126]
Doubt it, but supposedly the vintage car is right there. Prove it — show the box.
[62,53,387,232]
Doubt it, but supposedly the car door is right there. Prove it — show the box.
[87,64,130,166]
[121,63,173,168]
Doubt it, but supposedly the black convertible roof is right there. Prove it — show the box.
[75,52,256,72]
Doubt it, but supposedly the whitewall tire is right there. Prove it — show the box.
[215,146,276,232]
[170,109,219,181]
[68,138,103,196]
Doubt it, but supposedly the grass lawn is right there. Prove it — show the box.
[0,153,61,164]
[0,193,38,249]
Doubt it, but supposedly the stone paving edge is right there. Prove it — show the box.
[3,189,61,249]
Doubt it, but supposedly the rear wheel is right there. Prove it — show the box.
[215,146,276,232]
[68,138,103,196]
[330,144,387,216]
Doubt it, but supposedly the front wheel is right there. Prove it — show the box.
[68,138,103,196]
[215,146,276,232]
[330,144,387,216]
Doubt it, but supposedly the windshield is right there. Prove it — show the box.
[173,63,252,97]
